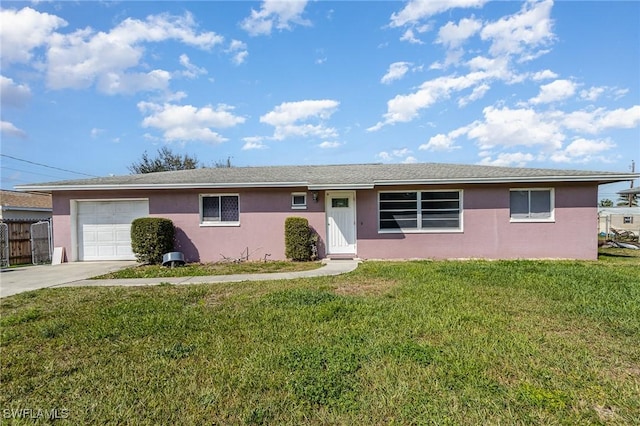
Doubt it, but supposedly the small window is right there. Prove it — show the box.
[332,198,349,208]
[624,216,633,224]
[510,189,554,222]
[291,193,307,209]
[200,194,239,226]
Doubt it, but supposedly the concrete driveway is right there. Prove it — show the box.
[0,261,136,298]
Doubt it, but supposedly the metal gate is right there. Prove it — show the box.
[31,221,52,264]
[0,222,8,268]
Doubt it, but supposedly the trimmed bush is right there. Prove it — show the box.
[285,217,314,261]
[130,217,175,264]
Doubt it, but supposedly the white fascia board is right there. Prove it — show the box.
[14,181,309,192]
[307,184,375,190]
[374,174,638,186]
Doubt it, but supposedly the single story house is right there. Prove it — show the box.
[0,190,52,222]
[16,163,638,262]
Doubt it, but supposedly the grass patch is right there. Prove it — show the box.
[1,250,639,424]
[93,260,322,279]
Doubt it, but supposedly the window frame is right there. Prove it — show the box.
[199,194,240,227]
[509,188,555,223]
[378,189,463,234]
[291,192,307,210]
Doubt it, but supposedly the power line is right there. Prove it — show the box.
[0,154,99,178]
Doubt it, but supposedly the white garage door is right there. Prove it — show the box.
[77,200,149,261]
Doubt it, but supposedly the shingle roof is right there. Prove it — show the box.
[0,190,52,209]
[14,162,638,192]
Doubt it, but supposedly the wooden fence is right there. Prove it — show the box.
[2,220,38,265]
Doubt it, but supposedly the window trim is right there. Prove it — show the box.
[509,188,555,223]
[199,194,240,227]
[378,189,463,234]
[291,192,307,210]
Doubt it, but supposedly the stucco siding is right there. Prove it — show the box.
[51,183,599,262]
[356,183,598,260]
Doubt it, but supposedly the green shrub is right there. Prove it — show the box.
[285,217,314,261]
[130,217,175,264]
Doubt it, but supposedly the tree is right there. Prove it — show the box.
[599,199,614,207]
[128,147,200,174]
[616,193,638,207]
[213,156,233,168]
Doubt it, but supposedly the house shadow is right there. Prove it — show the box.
[174,227,200,263]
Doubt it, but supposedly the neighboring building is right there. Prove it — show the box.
[0,190,53,265]
[598,207,640,236]
[16,163,638,262]
[0,190,52,221]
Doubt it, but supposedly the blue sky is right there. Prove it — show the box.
[1,0,639,200]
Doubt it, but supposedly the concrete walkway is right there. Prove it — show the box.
[1,260,360,298]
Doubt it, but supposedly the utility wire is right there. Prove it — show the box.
[0,154,99,178]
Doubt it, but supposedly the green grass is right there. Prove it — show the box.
[93,260,323,279]
[1,248,639,424]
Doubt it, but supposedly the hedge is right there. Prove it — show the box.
[285,217,315,261]
[130,217,175,264]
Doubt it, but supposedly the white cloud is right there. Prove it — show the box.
[458,83,490,107]
[369,72,492,130]
[550,138,616,163]
[529,79,576,104]
[1,121,27,139]
[242,137,267,150]
[478,152,535,167]
[0,7,67,66]
[466,106,565,151]
[0,75,31,108]
[227,40,248,65]
[436,17,482,49]
[480,0,554,59]
[46,12,222,93]
[381,62,412,84]
[90,128,104,138]
[400,28,424,44]
[563,106,640,134]
[419,133,460,151]
[260,99,339,140]
[377,148,415,163]
[241,0,310,36]
[138,102,245,144]
[531,69,558,81]
[179,54,207,78]
[318,141,341,148]
[390,0,487,28]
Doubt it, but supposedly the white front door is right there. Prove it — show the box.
[326,191,356,255]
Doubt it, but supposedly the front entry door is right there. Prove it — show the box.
[326,191,356,255]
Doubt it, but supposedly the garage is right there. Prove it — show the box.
[76,200,149,261]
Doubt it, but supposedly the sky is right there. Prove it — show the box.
[1,0,639,201]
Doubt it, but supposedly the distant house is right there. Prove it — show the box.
[0,190,52,222]
[598,205,640,237]
[0,190,52,265]
[16,163,638,262]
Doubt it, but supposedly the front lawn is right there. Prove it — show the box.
[93,260,323,279]
[1,250,638,424]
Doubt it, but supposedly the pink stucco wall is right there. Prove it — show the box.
[356,183,599,260]
[51,182,599,262]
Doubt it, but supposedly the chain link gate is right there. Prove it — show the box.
[31,221,52,265]
[0,222,8,268]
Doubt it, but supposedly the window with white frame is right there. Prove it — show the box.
[623,216,633,224]
[379,190,462,232]
[510,189,554,221]
[291,192,307,209]
[200,194,239,225]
